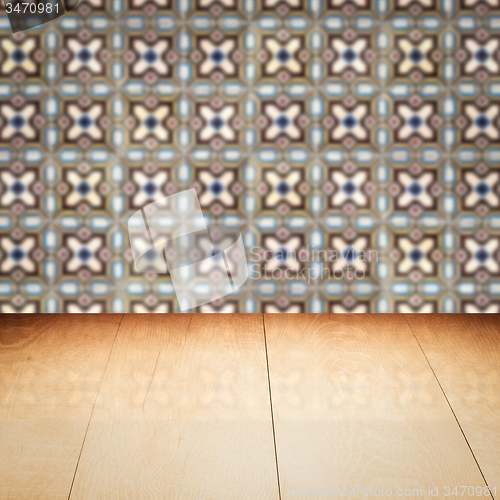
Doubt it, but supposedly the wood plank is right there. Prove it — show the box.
[0,314,123,500]
[69,314,279,500]
[406,314,500,491]
[264,314,488,500]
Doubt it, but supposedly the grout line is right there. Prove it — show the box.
[262,313,282,500]
[66,313,125,500]
[404,315,495,500]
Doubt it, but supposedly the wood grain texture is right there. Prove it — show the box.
[0,314,122,500]
[2,314,498,500]
[264,314,488,500]
[69,314,279,500]
[0,405,91,500]
[406,314,500,491]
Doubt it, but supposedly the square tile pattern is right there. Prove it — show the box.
[0,0,500,312]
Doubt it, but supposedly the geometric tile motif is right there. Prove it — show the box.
[1,0,500,312]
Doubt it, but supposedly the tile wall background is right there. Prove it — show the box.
[0,0,500,312]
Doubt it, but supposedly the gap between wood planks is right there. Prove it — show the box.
[66,313,124,500]
[404,315,495,500]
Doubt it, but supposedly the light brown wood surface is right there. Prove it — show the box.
[1,314,498,500]
[68,314,280,500]
[0,314,123,500]
[263,314,490,499]
[406,314,500,492]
